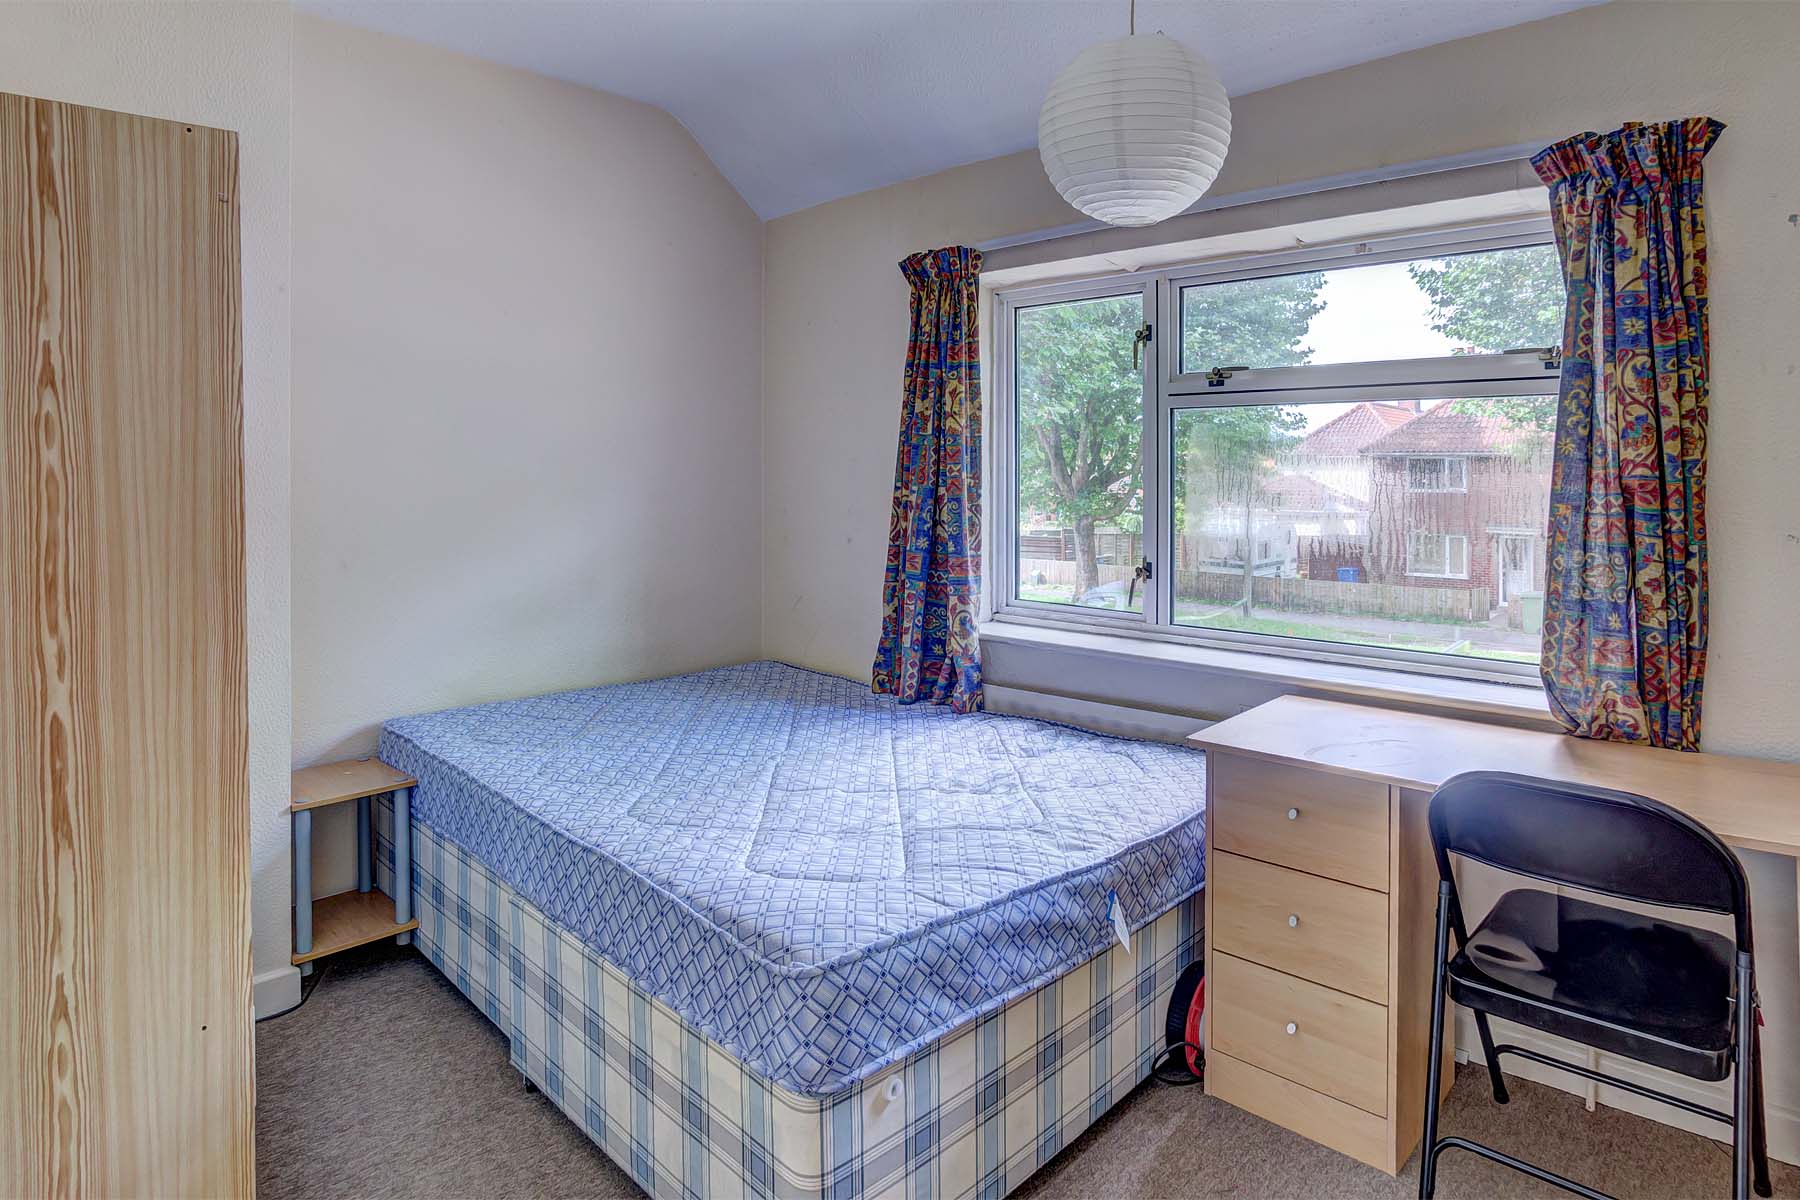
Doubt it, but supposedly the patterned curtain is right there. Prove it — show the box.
[1533,119,1723,750]
[871,246,984,712]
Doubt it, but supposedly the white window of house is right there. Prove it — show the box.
[1407,532,1470,579]
[995,220,1564,683]
[1406,456,1468,492]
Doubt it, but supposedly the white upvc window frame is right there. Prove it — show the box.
[990,217,1560,686]
[1407,532,1472,580]
[1407,456,1470,493]
[993,275,1160,631]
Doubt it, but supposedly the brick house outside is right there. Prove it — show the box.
[1357,404,1553,618]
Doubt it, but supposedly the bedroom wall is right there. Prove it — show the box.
[0,1,297,1017]
[290,15,765,905]
[760,0,1800,1157]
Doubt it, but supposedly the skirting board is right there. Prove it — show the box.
[983,683,1211,743]
[254,964,303,1019]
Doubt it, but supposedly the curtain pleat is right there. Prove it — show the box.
[871,245,984,711]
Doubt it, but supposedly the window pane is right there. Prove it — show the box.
[1015,293,1145,612]
[1171,395,1556,664]
[1179,243,1563,375]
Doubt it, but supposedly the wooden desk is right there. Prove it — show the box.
[1189,696,1800,1174]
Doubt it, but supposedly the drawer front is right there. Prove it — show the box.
[1206,1051,1390,1173]
[1211,851,1390,1003]
[1212,754,1389,890]
[1209,952,1388,1116]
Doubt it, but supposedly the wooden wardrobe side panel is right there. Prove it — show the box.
[0,92,251,1198]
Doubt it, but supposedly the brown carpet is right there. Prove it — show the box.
[258,942,1792,1199]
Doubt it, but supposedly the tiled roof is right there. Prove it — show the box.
[1263,472,1365,512]
[1296,402,1417,457]
[1360,404,1523,456]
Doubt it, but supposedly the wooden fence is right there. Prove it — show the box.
[1176,571,1492,623]
[1019,559,1137,589]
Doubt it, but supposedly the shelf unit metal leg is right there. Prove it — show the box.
[356,794,372,893]
[393,785,413,946]
[294,808,314,977]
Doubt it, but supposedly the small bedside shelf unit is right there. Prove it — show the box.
[290,758,419,973]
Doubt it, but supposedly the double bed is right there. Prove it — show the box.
[373,661,1207,1199]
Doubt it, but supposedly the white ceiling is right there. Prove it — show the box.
[300,0,1606,220]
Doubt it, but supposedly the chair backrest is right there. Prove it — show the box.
[1429,770,1753,951]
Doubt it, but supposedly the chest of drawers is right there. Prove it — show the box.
[1198,747,1452,1174]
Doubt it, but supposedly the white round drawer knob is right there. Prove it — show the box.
[1285,1022,1298,1036]
[1287,914,1300,928]
[883,1077,904,1103]
[1286,807,1300,821]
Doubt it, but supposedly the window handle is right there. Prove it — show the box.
[1132,322,1153,370]
[1128,559,1152,607]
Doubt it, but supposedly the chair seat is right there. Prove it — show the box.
[1448,888,1736,1080]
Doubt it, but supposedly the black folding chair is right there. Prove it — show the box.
[1420,771,1770,1200]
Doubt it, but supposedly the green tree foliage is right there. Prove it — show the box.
[1016,276,1323,602]
[1408,245,1564,353]
[1410,245,1566,435]
[1181,273,1326,370]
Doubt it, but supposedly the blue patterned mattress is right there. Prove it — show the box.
[378,660,1207,1096]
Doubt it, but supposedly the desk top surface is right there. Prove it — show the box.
[1190,696,1800,858]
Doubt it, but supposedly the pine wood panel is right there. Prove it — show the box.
[291,758,414,812]
[0,92,250,1197]
[1211,753,1390,890]
[293,891,419,964]
[1210,850,1389,1003]
[1206,1049,1390,1171]
[1387,786,1457,1173]
[1209,951,1390,1116]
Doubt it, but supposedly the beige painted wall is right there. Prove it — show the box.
[290,15,766,900]
[0,1,296,1014]
[762,0,1800,1154]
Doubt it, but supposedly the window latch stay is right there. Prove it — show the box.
[1206,364,1248,387]
[1132,322,1153,370]
[1128,559,1153,607]
[1505,345,1563,371]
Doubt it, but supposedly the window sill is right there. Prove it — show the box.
[978,618,1556,727]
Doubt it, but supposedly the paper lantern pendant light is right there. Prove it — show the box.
[1038,22,1232,228]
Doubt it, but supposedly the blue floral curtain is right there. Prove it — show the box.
[1534,119,1722,750]
[871,246,983,712]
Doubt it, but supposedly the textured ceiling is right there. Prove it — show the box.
[299,0,1606,219]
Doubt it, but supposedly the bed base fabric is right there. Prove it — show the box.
[378,801,1201,1200]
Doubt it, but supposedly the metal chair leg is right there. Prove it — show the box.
[1752,1011,1771,1199]
[1419,881,1454,1200]
[1732,956,1754,1200]
[1472,1009,1509,1104]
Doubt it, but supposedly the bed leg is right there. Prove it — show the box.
[393,785,414,946]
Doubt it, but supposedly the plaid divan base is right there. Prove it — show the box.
[377,798,1203,1200]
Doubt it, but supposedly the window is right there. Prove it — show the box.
[997,222,1565,680]
[1408,532,1470,579]
[1407,457,1468,492]
[1012,287,1148,613]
